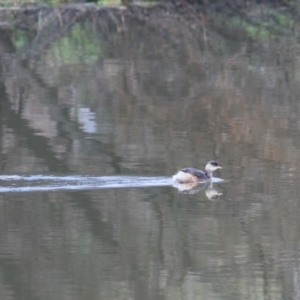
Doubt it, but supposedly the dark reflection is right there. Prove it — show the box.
[173,181,223,199]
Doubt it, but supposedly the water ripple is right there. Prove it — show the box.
[0,175,173,193]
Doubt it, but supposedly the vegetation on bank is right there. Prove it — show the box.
[0,0,126,6]
[0,0,298,40]
[0,0,299,70]
[0,0,294,7]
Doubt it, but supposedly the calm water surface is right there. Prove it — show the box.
[0,5,300,300]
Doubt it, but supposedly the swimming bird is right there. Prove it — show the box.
[172,160,222,184]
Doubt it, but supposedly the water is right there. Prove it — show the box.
[1,4,300,299]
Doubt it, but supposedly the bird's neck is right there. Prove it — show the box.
[205,170,213,178]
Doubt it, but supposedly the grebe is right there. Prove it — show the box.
[172,160,222,184]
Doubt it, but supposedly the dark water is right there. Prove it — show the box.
[0,5,300,299]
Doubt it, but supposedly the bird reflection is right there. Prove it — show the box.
[173,181,222,199]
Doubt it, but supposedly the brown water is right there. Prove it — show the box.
[0,5,300,300]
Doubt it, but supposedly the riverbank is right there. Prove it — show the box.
[0,0,297,39]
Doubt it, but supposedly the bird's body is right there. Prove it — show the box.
[172,160,222,184]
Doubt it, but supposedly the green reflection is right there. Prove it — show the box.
[50,23,104,65]
[13,22,105,65]
[13,29,31,52]
[229,9,294,41]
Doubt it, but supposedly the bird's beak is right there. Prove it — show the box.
[217,166,222,169]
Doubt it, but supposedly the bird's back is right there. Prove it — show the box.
[172,168,210,183]
[181,168,209,180]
